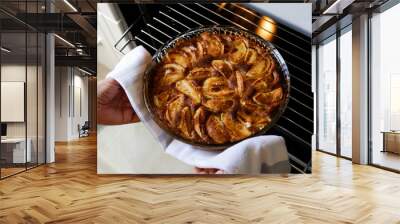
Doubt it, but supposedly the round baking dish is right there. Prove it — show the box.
[143,25,290,150]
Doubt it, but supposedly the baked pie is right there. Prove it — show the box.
[150,32,285,144]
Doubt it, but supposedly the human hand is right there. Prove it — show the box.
[97,78,139,125]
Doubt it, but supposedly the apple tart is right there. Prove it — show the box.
[149,31,285,145]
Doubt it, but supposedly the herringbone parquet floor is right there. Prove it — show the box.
[1,135,400,223]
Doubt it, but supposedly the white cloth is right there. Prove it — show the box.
[106,46,290,174]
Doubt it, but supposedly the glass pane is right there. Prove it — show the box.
[26,0,39,169]
[1,31,27,177]
[371,4,400,171]
[27,31,38,169]
[340,29,352,158]
[318,37,337,154]
[38,32,45,165]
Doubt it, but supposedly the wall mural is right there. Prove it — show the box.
[97,3,312,174]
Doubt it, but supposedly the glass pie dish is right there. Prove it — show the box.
[143,25,290,150]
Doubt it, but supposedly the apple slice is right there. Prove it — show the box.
[202,76,234,98]
[193,107,207,140]
[176,79,202,105]
[246,59,267,78]
[166,52,190,68]
[221,113,251,141]
[165,95,185,127]
[187,67,214,81]
[178,106,194,139]
[211,60,233,78]
[200,32,224,57]
[202,98,236,113]
[154,89,178,108]
[244,48,258,64]
[206,115,230,144]
[235,71,244,97]
[181,46,197,64]
[229,38,247,63]
[246,55,275,78]
[253,87,283,105]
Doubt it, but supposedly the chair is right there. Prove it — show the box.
[78,121,90,138]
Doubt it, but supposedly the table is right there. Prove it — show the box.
[1,138,31,163]
[381,131,400,154]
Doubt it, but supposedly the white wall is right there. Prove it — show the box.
[54,67,89,141]
[71,73,89,138]
[55,66,68,141]
[97,3,131,80]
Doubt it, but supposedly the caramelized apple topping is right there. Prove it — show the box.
[151,31,285,144]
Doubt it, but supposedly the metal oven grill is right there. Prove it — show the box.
[115,3,313,173]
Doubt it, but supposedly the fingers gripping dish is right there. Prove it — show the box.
[149,30,286,145]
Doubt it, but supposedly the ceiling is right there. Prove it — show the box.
[1,0,395,71]
[309,0,390,42]
[0,0,97,73]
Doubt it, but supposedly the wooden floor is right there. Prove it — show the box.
[1,135,400,223]
[1,167,26,178]
[1,163,44,178]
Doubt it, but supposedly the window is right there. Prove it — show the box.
[317,26,353,159]
[370,3,400,171]
[317,36,337,154]
[339,28,352,158]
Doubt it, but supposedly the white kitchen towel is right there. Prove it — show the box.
[106,46,290,174]
[166,135,290,174]
[107,46,174,149]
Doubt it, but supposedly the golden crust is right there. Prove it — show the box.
[151,32,284,144]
